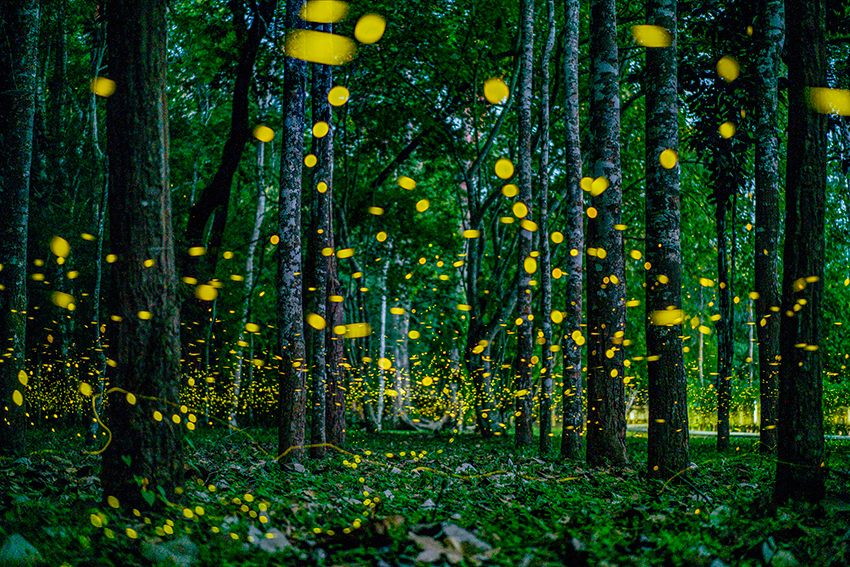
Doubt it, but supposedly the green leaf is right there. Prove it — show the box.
[140,489,156,507]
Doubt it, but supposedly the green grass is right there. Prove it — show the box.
[2,427,850,566]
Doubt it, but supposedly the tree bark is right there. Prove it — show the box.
[0,0,39,459]
[775,0,826,504]
[538,0,556,454]
[308,40,334,459]
[514,0,535,448]
[325,214,346,446]
[644,0,689,480]
[586,0,628,467]
[101,0,183,509]
[560,0,584,461]
[229,142,267,428]
[754,0,783,455]
[277,0,308,464]
[715,197,733,452]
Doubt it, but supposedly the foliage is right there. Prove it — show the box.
[3,428,850,566]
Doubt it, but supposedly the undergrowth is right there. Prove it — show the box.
[2,427,849,566]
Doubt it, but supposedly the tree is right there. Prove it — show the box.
[585,0,628,467]
[775,0,827,504]
[754,0,783,455]
[644,0,689,479]
[513,0,535,448]
[537,0,556,454]
[228,142,268,428]
[306,28,334,459]
[100,0,183,508]
[0,0,39,458]
[560,0,584,460]
[278,0,308,463]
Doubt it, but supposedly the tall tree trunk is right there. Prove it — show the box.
[775,0,826,504]
[325,262,346,446]
[101,0,182,509]
[715,197,733,452]
[514,0,535,448]
[183,0,277,276]
[376,258,390,431]
[538,0,556,454]
[229,142,267,428]
[277,0,308,464]
[560,0,584,460]
[0,0,39,459]
[645,0,689,480]
[308,42,334,458]
[85,12,108,448]
[698,285,704,387]
[586,0,628,467]
[754,0,783,455]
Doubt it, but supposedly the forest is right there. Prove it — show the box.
[2,0,850,564]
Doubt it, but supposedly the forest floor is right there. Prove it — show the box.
[2,427,850,567]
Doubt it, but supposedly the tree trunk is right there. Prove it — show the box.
[775,0,826,504]
[754,0,783,455]
[229,142,267,429]
[325,257,346,446]
[183,0,277,278]
[323,63,345,448]
[644,0,689,480]
[376,263,389,431]
[715,198,733,452]
[391,303,410,426]
[85,14,108,448]
[560,0,584,461]
[277,0,308,464]
[586,0,628,467]
[308,43,334,459]
[514,0,535,448]
[101,0,183,509]
[698,285,704,387]
[0,0,39,459]
[537,0,556,455]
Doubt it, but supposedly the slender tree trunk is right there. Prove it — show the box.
[278,0,308,464]
[537,0,556,454]
[325,266,345,445]
[85,13,108,448]
[775,0,826,504]
[325,263,346,445]
[755,0,783,455]
[514,0,535,448]
[322,60,345,448]
[698,285,704,387]
[0,0,39,459]
[645,0,689,480]
[376,260,390,431]
[560,0,584,460]
[305,25,336,460]
[586,0,628,467]
[183,0,277,278]
[101,0,182,509]
[715,198,733,452]
[229,142,267,428]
